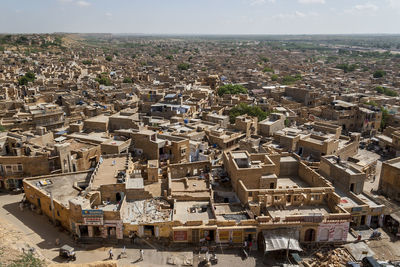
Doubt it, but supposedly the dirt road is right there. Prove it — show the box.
[0,192,261,266]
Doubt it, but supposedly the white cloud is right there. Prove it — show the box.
[58,0,91,7]
[272,11,317,19]
[249,0,276,6]
[354,3,378,11]
[76,1,91,7]
[388,0,400,8]
[295,11,306,17]
[298,0,325,4]
[344,2,378,14]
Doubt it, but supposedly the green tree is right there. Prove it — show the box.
[217,84,248,96]
[18,72,36,86]
[335,63,357,73]
[25,72,36,81]
[229,103,267,124]
[271,74,278,81]
[82,60,92,65]
[375,86,385,94]
[375,86,398,97]
[123,77,133,83]
[263,67,273,73]
[381,107,389,130]
[18,76,29,86]
[177,63,190,70]
[105,55,112,62]
[95,74,112,86]
[281,74,302,85]
[373,70,386,78]
[165,55,173,60]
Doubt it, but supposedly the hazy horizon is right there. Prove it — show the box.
[1,0,400,35]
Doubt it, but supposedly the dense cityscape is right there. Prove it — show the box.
[1,28,400,267]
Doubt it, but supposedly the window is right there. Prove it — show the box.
[311,194,320,201]
[5,165,12,174]
[181,148,186,157]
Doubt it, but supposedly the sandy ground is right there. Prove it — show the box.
[0,192,262,266]
[363,160,382,193]
[361,159,400,262]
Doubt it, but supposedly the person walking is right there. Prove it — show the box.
[248,240,252,255]
[108,249,114,260]
[139,249,144,261]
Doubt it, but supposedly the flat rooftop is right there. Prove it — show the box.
[173,201,214,223]
[267,204,331,218]
[122,199,172,224]
[68,132,110,143]
[26,171,91,207]
[358,194,382,208]
[84,114,109,123]
[231,152,248,159]
[170,178,208,192]
[276,176,310,189]
[280,156,298,163]
[91,156,127,189]
[336,189,359,209]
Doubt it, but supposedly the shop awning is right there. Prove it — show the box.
[390,211,400,223]
[263,229,302,253]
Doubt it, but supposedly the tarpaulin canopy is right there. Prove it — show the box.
[262,229,302,253]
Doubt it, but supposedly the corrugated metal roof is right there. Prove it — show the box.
[263,228,302,252]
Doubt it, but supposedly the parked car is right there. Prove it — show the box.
[362,256,380,267]
[59,245,76,261]
[346,262,360,267]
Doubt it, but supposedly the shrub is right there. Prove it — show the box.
[229,103,267,124]
[217,84,248,96]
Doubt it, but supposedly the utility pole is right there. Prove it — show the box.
[286,236,290,262]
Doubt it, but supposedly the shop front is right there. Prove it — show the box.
[75,210,123,240]
[216,227,257,244]
[103,220,123,239]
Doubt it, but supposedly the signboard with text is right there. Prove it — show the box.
[82,210,104,225]
[174,231,188,241]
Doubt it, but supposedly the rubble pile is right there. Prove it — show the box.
[305,248,352,267]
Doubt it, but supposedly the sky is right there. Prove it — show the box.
[1,0,400,34]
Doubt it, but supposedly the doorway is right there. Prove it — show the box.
[116,192,122,202]
[144,225,155,236]
[79,225,89,237]
[107,227,116,238]
[192,229,199,243]
[93,226,102,237]
[350,183,355,193]
[304,229,315,242]
[361,215,366,226]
